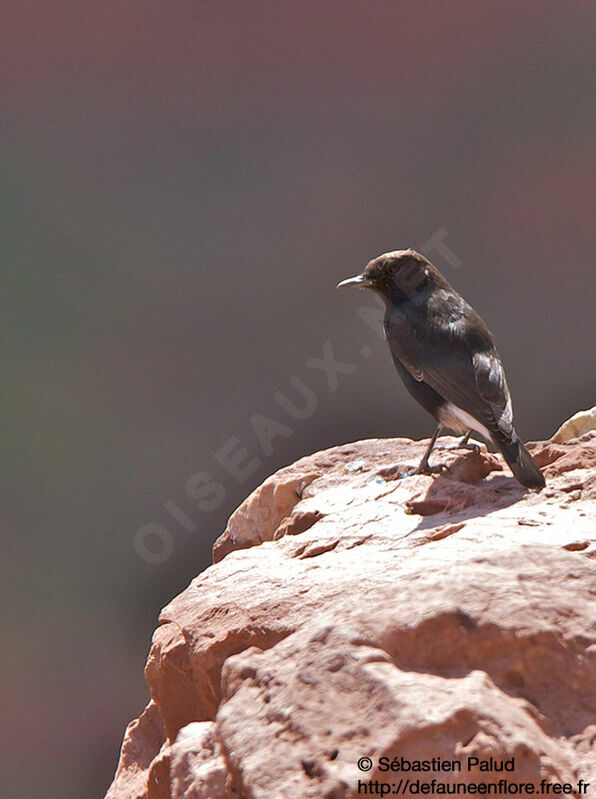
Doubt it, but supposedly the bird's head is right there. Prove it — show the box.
[337,249,445,300]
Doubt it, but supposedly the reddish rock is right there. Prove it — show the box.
[169,722,234,799]
[105,700,166,799]
[105,432,596,799]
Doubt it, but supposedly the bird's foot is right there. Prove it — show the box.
[408,462,448,476]
[436,441,480,455]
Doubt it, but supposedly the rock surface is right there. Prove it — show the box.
[552,406,596,444]
[106,431,596,799]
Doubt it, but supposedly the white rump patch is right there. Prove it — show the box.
[437,402,491,440]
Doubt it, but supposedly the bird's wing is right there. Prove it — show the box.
[384,306,514,438]
[472,350,514,438]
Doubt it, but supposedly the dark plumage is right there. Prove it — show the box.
[337,249,545,489]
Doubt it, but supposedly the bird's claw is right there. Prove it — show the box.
[408,462,448,476]
[436,442,480,455]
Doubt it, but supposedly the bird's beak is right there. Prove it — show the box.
[336,274,373,289]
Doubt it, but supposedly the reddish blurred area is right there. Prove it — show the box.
[0,3,580,102]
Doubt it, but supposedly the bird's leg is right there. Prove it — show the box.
[457,430,480,453]
[459,430,471,447]
[435,429,481,454]
[412,425,446,475]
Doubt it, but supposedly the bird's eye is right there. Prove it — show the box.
[389,262,400,275]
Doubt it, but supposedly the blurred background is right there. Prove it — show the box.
[2,2,595,797]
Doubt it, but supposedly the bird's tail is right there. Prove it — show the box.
[494,432,545,489]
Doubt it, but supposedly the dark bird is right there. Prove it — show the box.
[337,249,545,489]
